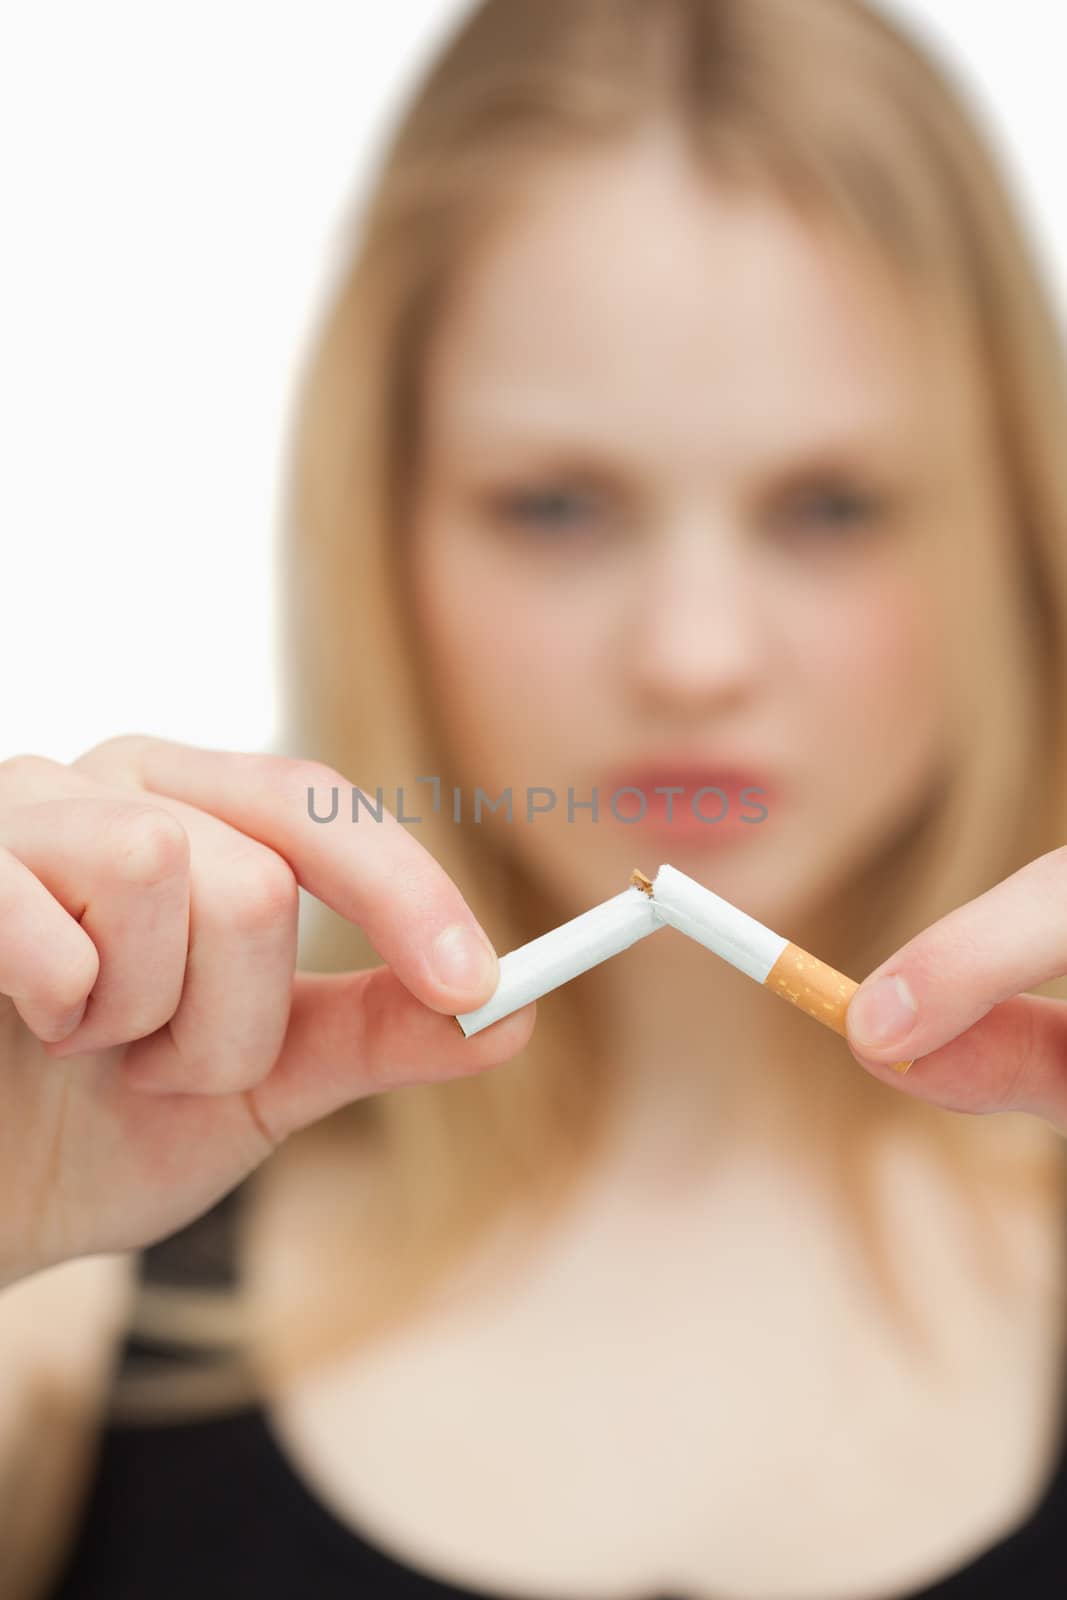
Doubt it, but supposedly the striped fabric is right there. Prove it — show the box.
[104,1184,262,1425]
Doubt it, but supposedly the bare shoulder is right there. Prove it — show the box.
[0,1250,137,1429]
[0,1251,137,1597]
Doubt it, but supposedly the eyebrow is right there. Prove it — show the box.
[441,420,922,486]
[436,379,918,455]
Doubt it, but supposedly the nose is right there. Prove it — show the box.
[624,514,767,710]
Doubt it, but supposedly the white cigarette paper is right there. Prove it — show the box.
[648,862,787,980]
[453,883,662,1037]
[454,862,913,1072]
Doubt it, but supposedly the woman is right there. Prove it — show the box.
[3,0,1067,1594]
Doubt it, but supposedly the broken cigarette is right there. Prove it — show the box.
[455,863,913,1074]
[452,881,662,1037]
[639,864,913,1071]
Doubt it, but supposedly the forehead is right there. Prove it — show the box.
[419,129,962,472]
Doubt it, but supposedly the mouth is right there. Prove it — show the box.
[597,767,777,840]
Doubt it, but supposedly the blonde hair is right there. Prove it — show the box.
[139,0,1067,1405]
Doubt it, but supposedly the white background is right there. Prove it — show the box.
[3,2,1064,764]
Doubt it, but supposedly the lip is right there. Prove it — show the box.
[597,765,777,840]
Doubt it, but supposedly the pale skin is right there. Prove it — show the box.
[0,735,536,1290]
[407,121,1067,1165]
[4,122,1067,1597]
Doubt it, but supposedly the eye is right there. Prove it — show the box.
[781,484,887,536]
[486,485,602,537]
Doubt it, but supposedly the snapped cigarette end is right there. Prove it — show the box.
[453,879,663,1038]
[629,868,654,896]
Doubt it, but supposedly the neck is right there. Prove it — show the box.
[582,920,791,1189]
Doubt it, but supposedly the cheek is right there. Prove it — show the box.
[409,537,599,780]
[783,572,946,793]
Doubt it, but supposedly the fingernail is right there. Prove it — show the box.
[849,974,917,1050]
[431,923,498,994]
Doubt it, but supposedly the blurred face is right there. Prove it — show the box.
[407,124,999,926]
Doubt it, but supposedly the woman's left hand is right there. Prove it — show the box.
[845,844,1067,1134]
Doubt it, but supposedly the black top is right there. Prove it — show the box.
[46,1186,1067,1600]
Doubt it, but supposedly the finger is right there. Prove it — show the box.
[213,966,539,1144]
[845,844,1067,1110]
[843,992,1067,1131]
[107,801,300,1095]
[1,763,296,1093]
[1,796,192,1059]
[75,735,502,1013]
[0,841,100,1042]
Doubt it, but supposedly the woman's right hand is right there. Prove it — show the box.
[0,735,535,1291]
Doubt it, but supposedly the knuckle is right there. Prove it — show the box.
[72,732,156,785]
[253,752,345,810]
[294,758,343,796]
[226,850,299,935]
[291,758,343,809]
[80,732,152,762]
[108,988,182,1046]
[29,956,98,1022]
[61,948,101,1008]
[123,969,186,1036]
[108,806,190,887]
[0,753,60,789]
[236,753,376,831]
[119,1006,178,1046]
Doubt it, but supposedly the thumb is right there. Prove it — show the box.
[244,965,536,1145]
[844,845,1067,1131]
